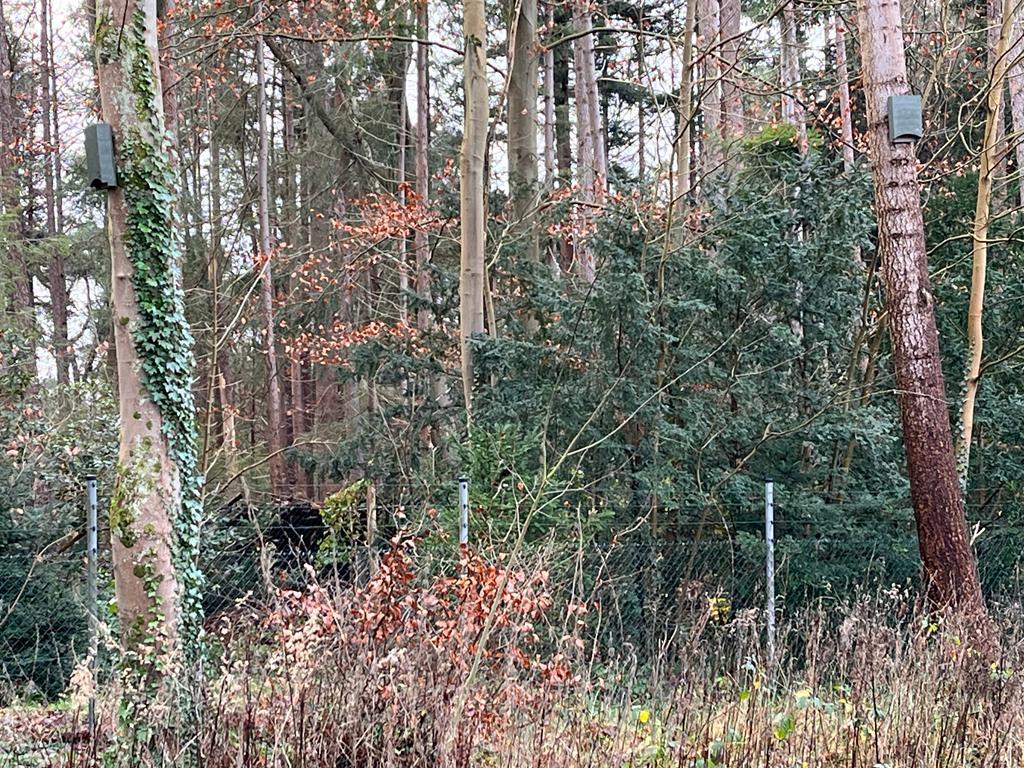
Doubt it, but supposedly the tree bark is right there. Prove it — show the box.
[857,0,988,616]
[461,0,488,416]
[958,0,1013,488]
[572,0,606,283]
[255,17,287,497]
[781,1,806,149]
[1007,3,1024,207]
[719,0,743,144]
[40,0,69,384]
[834,16,855,170]
[0,2,33,343]
[697,0,722,178]
[94,0,203,754]
[509,0,540,271]
[415,0,432,336]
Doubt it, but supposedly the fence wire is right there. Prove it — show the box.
[2,495,1023,701]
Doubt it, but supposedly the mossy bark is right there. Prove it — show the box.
[95,0,203,760]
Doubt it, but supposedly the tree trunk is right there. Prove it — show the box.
[857,0,988,616]
[675,0,696,206]
[255,19,287,497]
[572,0,605,283]
[543,4,557,189]
[958,0,1013,488]
[0,3,33,342]
[781,1,806,149]
[94,0,202,751]
[834,16,855,170]
[1007,3,1024,207]
[987,0,1007,205]
[719,0,743,144]
[461,0,488,416]
[508,0,540,270]
[697,0,722,178]
[40,0,69,384]
[415,0,432,336]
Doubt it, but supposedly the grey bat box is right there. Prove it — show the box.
[887,95,923,144]
[85,123,117,190]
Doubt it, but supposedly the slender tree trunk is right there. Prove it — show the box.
[675,0,696,205]
[509,0,540,270]
[542,5,557,189]
[858,0,988,616]
[40,0,69,384]
[1008,4,1024,207]
[415,0,432,336]
[255,19,286,496]
[719,0,742,144]
[781,1,806,149]
[697,0,722,178]
[94,0,202,754]
[834,16,855,170]
[959,0,1013,488]
[0,3,33,342]
[987,0,1008,205]
[573,0,605,283]
[461,0,487,416]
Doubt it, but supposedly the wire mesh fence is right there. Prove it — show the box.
[2,483,1023,701]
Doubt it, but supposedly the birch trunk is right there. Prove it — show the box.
[858,0,988,617]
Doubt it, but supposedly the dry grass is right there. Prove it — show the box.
[5,547,1024,767]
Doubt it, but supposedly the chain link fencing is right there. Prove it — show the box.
[2,481,1023,701]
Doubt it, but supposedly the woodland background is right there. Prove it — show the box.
[1,0,1024,706]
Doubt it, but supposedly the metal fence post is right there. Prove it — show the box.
[458,476,469,546]
[85,474,98,735]
[764,478,776,666]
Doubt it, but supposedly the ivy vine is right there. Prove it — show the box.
[113,6,204,659]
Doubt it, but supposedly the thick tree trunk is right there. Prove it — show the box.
[959,0,1013,488]
[255,23,287,496]
[94,0,203,755]
[461,0,487,416]
[40,0,69,384]
[858,0,988,616]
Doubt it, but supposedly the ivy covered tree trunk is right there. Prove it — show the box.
[94,0,203,754]
[857,0,987,619]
